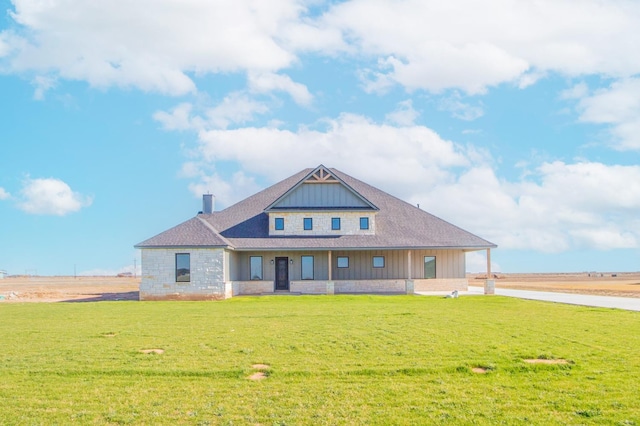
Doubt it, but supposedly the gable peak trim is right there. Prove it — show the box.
[306,166,338,183]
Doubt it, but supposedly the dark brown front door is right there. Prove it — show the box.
[275,257,289,291]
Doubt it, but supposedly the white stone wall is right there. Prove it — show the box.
[140,248,227,300]
[334,279,407,293]
[413,278,468,292]
[269,211,376,236]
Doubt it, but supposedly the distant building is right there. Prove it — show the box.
[136,165,496,300]
[0,270,6,279]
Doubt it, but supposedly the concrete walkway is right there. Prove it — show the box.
[465,286,640,312]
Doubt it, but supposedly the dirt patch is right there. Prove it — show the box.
[0,276,139,303]
[248,372,267,381]
[468,272,640,298]
[471,367,488,374]
[524,359,568,365]
[252,364,270,370]
[140,349,165,355]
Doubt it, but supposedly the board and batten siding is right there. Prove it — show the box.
[236,251,330,281]
[274,183,371,208]
[332,249,465,280]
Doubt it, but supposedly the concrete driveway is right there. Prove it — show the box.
[466,286,640,312]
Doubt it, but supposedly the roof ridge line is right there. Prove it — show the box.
[197,216,235,248]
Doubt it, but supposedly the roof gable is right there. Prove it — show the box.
[265,165,378,211]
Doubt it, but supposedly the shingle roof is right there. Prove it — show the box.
[136,167,496,250]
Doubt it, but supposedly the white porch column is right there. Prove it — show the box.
[327,250,334,295]
[484,248,495,295]
[405,250,414,294]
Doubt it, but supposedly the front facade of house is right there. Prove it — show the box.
[136,166,496,300]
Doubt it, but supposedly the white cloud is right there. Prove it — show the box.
[2,0,306,95]
[438,92,484,121]
[248,72,313,106]
[385,99,419,126]
[423,161,640,253]
[323,0,640,94]
[18,177,93,215]
[0,187,10,200]
[31,75,56,100]
[560,82,589,100]
[153,103,200,131]
[205,92,270,129]
[4,0,640,98]
[576,78,640,150]
[154,93,270,131]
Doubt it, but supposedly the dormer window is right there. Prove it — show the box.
[303,217,313,230]
[275,218,284,230]
[360,217,369,230]
[331,217,341,230]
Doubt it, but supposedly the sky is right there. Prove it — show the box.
[1,0,639,276]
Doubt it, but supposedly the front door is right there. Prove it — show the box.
[275,257,289,291]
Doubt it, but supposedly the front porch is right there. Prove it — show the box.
[227,248,487,297]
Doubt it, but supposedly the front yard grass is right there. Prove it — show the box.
[1,295,639,424]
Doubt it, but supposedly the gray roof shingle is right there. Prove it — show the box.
[136,167,496,250]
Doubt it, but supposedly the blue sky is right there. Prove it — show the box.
[1,0,639,275]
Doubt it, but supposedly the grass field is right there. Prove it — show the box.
[1,296,639,425]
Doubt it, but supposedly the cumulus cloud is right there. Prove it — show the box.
[248,72,313,106]
[576,78,640,150]
[2,0,306,96]
[4,0,640,98]
[438,92,484,121]
[423,161,640,253]
[18,177,92,215]
[0,187,10,200]
[323,0,640,93]
[154,93,270,131]
[385,99,419,126]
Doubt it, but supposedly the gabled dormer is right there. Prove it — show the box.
[266,165,378,236]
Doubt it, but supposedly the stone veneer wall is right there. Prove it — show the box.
[233,281,274,296]
[269,211,376,236]
[290,280,329,294]
[413,278,468,292]
[334,279,407,293]
[140,248,226,300]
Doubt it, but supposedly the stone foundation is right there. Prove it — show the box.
[413,278,468,292]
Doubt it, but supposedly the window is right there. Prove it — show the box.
[274,218,284,230]
[373,256,385,268]
[250,256,263,280]
[360,217,369,230]
[337,256,349,268]
[303,217,313,230]
[424,256,436,279]
[301,255,314,280]
[331,217,341,230]
[175,253,190,282]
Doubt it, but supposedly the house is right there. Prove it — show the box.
[135,165,497,300]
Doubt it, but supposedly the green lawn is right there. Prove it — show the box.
[1,295,639,425]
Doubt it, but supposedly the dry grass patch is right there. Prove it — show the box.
[248,372,267,381]
[140,348,164,355]
[524,358,569,365]
[251,364,270,369]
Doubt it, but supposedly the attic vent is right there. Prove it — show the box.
[307,167,338,183]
